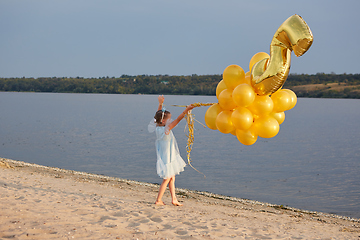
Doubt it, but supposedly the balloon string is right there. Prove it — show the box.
[172,102,215,178]
[185,109,205,178]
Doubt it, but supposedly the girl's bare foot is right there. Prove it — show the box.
[155,201,166,205]
[172,201,183,206]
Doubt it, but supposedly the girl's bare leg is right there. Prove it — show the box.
[169,176,183,206]
[155,178,171,205]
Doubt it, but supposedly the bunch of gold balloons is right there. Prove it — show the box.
[204,15,313,145]
[205,55,297,145]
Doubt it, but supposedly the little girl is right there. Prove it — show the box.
[148,95,194,206]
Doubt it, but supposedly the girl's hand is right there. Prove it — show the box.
[185,104,195,112]
[168,104,195,131]
[158,95,165,104]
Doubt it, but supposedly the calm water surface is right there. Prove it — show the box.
[0,92,359,218]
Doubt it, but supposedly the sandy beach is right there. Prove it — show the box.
[0,158,359,239]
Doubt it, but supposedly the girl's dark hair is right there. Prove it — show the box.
[154,110,170,124]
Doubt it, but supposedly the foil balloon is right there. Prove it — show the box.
[251,14,313,96]
[249,52,270,72]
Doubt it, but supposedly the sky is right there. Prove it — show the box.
[1,0,359,78]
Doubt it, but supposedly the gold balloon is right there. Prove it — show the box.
[243,74,251,85]
[223,64,245,89]
[283,89,297,110]
[231,107,253,130]
[204,103,222,130]
[271,89,291,113]
[251,15,313,96]
[239,72,251,85]
[216,110,235,134]
[249,52,270,72]
[236,127,258,145]
[243,72,252,86]
[232,83,256,107]
[253,115,279,138]
[218,89,237,110]
[216,80,227,99]
[270,111,285,124]
[248,95,274,116]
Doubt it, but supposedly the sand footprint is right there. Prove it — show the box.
[112,211,125,217]
[175,229,188,235]
[150,216,162,223]
[105,200,119,208]
[127,222,141,228]
[138,218,150,224]
[98,215,117,224]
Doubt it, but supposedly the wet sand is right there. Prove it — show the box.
[1,158,359,239]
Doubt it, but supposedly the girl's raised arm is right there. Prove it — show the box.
[168,104,195,131]
[158,95,164,111]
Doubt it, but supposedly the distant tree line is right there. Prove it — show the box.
[0,75,221,95]
[283,73,360,98]
[0,73,359,98]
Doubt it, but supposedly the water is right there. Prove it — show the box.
[0,92,359,218]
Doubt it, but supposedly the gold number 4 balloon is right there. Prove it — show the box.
[251,14,313,96]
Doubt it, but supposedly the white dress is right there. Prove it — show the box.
[148,119,186,179]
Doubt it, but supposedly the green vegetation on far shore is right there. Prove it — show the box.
[1,73,360,98]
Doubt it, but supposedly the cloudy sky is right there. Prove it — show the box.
[1,0,359,78]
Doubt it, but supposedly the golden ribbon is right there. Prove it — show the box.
[172,103,215,178]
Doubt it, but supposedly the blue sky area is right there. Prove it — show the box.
[1,0,359,78]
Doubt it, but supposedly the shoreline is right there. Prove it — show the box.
[1,157,359,239]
